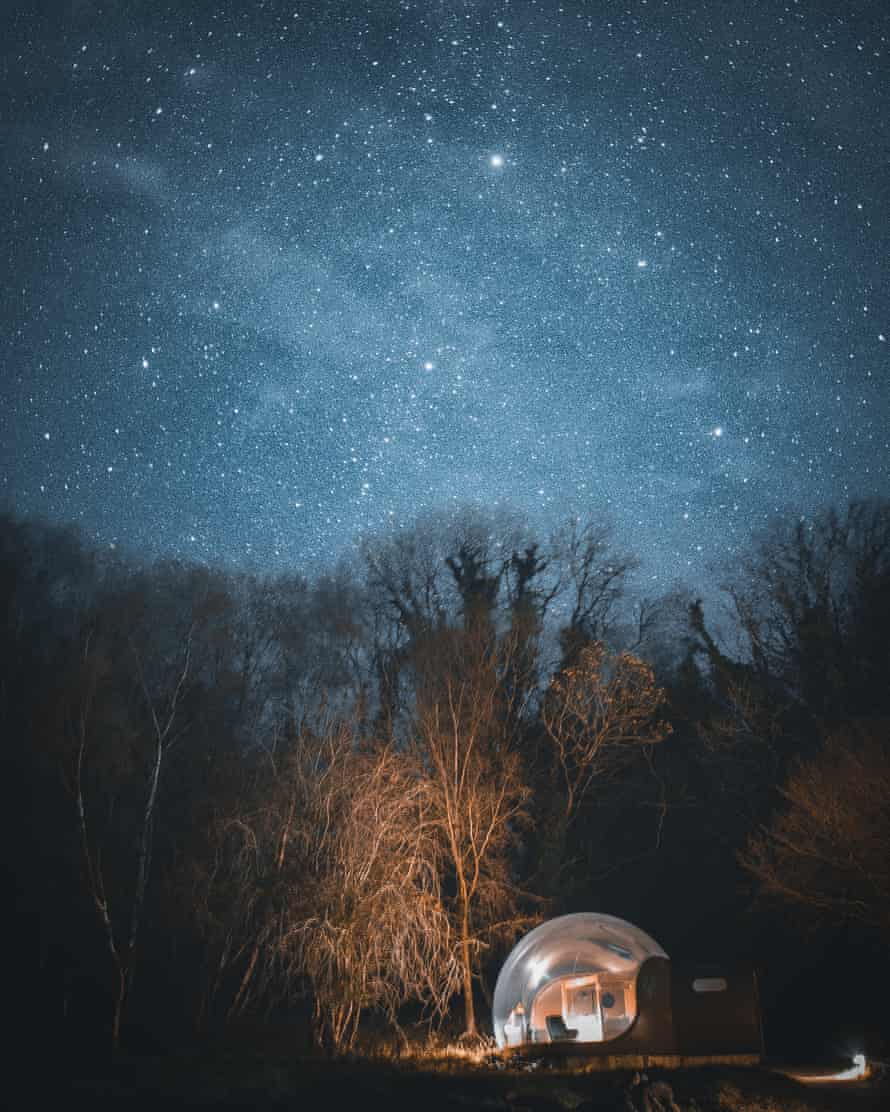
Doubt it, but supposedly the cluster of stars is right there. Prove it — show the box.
[1,1,887,588]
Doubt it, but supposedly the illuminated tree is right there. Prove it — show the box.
[411,625,534,1038]
[197,716,462,1053]
[291,733,461,1051]
[360,507,641,1035]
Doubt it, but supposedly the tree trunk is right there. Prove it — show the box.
[228,942,260,1020]
[460,901,476,1036]
[111,961,127,1053]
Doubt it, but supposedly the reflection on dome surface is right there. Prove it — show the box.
[492,913,668,1048]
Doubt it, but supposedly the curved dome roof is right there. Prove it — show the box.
[492,912,668,1047]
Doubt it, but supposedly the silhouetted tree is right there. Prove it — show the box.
[550,517,638,667]
[741,719,890,937]
[542,643,672,822]
[55,563,233,1050]
[719,499,890,723]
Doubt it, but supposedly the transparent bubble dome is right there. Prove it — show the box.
[492,912,668,1048]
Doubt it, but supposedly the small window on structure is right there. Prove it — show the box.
[692,977,728,993]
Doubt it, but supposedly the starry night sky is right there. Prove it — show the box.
[3,0,888,590]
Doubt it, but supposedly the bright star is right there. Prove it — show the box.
[489,153,504,168]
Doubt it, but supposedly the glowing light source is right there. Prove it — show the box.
[490,153,504,168]
[566,975,596,989]
[786,1052,869,1084]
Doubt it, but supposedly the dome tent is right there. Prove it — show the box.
[492,912,763,1063]
[493,912,668,1048]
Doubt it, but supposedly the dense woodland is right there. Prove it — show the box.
[3,501,889,1063]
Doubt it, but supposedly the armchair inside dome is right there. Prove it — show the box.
[492,913,668,1048]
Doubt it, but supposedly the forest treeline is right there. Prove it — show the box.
[2,501,889,1059]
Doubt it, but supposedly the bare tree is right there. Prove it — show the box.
[187,729,300,1029]
[359,505,532,734]
[195,715,462,1053]
[62,603,195,1051]
[541,643,672,822]
[693,673,786,809]
[361,510,457,638]
[549,517,638,665]
[355,507,651,1035]
[284,727,461,1051]
[721,500,890,721]
[411,625,534,1038]
[740,720,890,936]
